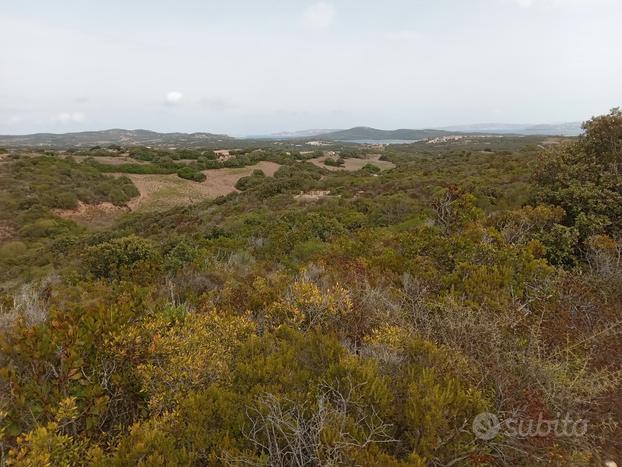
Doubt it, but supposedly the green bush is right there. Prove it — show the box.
[0,240,28,262]
[361,163,381,174]
[324,157,345,167]
[19,218,77,239]
[51,191,79,209]
[534,108,622,242]
[83,235,161,279]
[235,171,266,191]
[176,167,207,182]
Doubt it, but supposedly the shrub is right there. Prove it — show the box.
[324,157,345,167]
[176,167,207,182]
[164,241,199,272]
[361,163,381,174]
[51,191,79,209]
[19,218,76,239]
[83,235,161,279]
[0,241,28,262]
[534,108,622,241]
[235,173,266,191]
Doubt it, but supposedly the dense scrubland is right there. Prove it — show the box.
[1,110,621,465]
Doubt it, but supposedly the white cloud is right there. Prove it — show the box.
[52,112,86,124]
[303,2,335,30]
[165,91,183,105]
[387,30,419,42]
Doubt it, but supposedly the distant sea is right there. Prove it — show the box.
[341,139,424,145]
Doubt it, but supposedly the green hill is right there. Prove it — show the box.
[0,129,233,148]
[316,126,456,141]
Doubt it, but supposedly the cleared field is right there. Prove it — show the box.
[309,154,395,171]
[84,155,149,165]
[56,154,150,165]
[52,161,282,226]
[121,160,281,211]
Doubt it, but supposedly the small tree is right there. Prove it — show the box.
[431,187,481,234]
[83,235,161,280]
[534,108,622,240]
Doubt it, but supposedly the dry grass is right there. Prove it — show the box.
[0,222,14,242]
[294,190,334,202]
[308,154,395,172]
[120,160,281,212]
[83,155,149,165]
[57,154,149,165]
[0,282,49,332]
[53,201,130,229]
[50,161,281,226]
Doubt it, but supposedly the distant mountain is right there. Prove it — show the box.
[439,122,582,136]
[0,129,233,148]
[254,129,342,139]
[522,122,583,136]
[316,127,455,141]
[1,123,581,148]
[267,123,582,141]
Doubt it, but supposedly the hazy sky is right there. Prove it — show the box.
[1,0,621,135]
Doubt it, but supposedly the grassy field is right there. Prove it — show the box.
[308,154,395,171]
[75,155,150,166]
[119,160,281,211]
[50,161,283,226]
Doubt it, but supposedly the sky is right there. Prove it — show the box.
[1,0,621,136]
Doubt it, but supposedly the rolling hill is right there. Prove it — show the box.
[315,127,454,141]
[0,129,233,148]
[256,129,342,139]
[267,122,583,141]
[438,122,582,136]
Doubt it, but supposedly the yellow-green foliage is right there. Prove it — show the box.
[83,235,161,280]
[109,307,255,413]
[1,113,621,465]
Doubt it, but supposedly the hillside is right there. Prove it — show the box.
[254,129,342,139]
[0,129,233,148]
[439,121,583,136]
[316,126,455,141]
[1,110,621,464]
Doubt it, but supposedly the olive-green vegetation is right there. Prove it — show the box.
[235,169,266,191]
[1,110,621,465]
[323,157,345,167]
[534,108,622,248]
[0,156,138,283]
[87,146,304,183]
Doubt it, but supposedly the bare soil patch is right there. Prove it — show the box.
[53,201,130,229]
[91,156,146,165]
[117,161,281,212]
[294,190,334,202]
[54,153,149,165]
[0,222,15,242]
[309,154,395,172]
